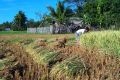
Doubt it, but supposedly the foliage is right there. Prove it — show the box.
[0,22,12,31]
[13,11,27,31]
[47,1,74,25]
[26,19,40,28]
[39,14,53,27]
[65,0,120,29]
[84,0,120,28]
[0,12,40,31]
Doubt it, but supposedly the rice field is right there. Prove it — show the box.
[80,30,120,56]
[0,31,120,80]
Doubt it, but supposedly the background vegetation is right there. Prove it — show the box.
[0,0,119,31]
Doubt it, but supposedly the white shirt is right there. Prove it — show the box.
[76,29,86,35]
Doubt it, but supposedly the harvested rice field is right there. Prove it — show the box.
[0,31,120,80]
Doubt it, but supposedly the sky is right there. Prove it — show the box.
[0,0,58,23]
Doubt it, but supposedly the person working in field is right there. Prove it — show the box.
[75,27,90,44]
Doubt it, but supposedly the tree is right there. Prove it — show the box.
[0,21,12,31]
[47,1,74,25]
[64,0,85,17]
[81,0,97,27]
[13,11,27,31]
[110,0,120,28]
[75,6,83,17]
[65,0,120,29]
[39,14,53,27]
[26,19,40,28]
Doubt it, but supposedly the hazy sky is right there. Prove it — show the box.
[0,0,58,23]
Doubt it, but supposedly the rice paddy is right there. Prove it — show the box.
[0,31,120,80]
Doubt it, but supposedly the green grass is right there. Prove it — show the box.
[0,31,48,35]
[0,31,27,35]
[80,30,120,56]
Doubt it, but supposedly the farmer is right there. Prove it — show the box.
[75,27,90,44]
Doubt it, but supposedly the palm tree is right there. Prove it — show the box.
[47,1,73,26]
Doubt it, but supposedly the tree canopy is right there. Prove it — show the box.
[47,1,74,25]
[13,11,27,31]
[65,0,120,29]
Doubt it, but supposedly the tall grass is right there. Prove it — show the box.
[80,30,120,56]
